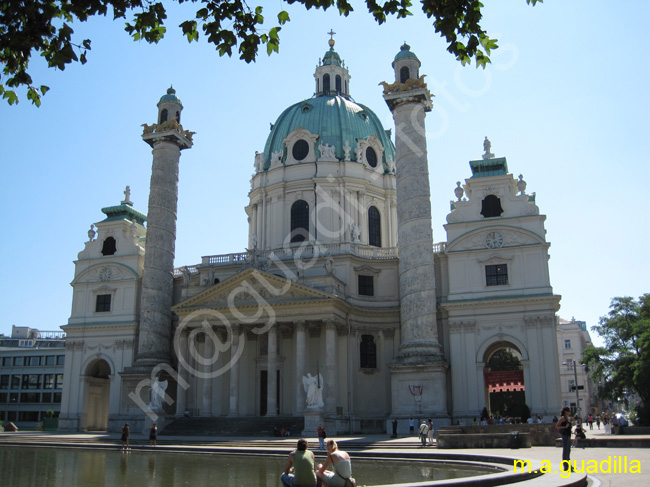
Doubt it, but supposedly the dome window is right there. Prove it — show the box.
[160,109,168,123]
[290,200,309,243]
[368,206,381,247]
[175,111,181,123]
[481,195,504,218]
[366,147,378,168]
[335,75,342,93]
[400,66,410,83]
[323,74,331,93]
[292,140,310,161]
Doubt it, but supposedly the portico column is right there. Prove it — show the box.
[295,321,306,415]
[176,330,189,416]
[324,321,338,414]
[228,324,241,416]
[201,329,214,416]
[266,324,278,416]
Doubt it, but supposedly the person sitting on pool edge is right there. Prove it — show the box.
[281,438,317,487]
[316,439,354,487]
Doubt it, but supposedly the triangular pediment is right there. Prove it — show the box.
[172,267,337,314]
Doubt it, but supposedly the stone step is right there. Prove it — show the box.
[161,416,305,437]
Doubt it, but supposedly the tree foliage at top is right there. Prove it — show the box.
[0,0,542,106]
[486,348,523,371]
[583,294,650,425]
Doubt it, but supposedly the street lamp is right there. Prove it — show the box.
[563,359,582,416]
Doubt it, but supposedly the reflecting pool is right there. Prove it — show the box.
[0,446,496,486]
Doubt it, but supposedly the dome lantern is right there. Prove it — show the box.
[314,30,351,97]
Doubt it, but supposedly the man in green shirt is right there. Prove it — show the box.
[281,438,317,487]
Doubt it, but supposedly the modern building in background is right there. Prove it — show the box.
[556,317,600,416]
[58,39,563,433]
[0,326,66,427]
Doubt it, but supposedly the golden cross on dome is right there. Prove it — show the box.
[327,29,336,48]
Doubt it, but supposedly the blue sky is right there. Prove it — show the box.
[1,1,648,344]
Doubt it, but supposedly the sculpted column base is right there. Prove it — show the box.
[302,408,325,437]
[389,362,450,429]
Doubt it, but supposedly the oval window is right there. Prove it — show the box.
[292,140,309,161]
[366,147,378,168]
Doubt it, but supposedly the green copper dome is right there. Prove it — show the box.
[159,86,181,104]
[323,48,342,67]
[393,43,419,62]
[263,95,396,172]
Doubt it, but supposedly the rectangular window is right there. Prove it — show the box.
[0,392,6,403]
[21,374,30,389]
[564,339,571,349]
[28,374,41,389]
[44,374,54,389]
[56,355,65,366]
[9,392,19,403]
[95,294,112,312]
[42,392,52,403]
[19,411,40,421]
[485,264,508,286]
[11,375,20,389]
[13,356,24,366]
[568,379,575,392]
[28,356,42,367]
[53,392,62,403]
[0,375,8,389]
[45,356,56,366]
[358,275,374,296]
[2,357,11,367]
[20,392,40,403]
[55,374,64,389]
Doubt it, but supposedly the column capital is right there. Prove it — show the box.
[382,86,433,112]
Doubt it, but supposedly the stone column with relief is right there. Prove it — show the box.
[383,44,449,423]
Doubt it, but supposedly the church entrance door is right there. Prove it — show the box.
[82,358,111,431]
[483,345,528,422]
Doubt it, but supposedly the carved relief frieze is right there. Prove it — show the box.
[524,315,555,328]
[65,340,84,351]
[449,320,477,332]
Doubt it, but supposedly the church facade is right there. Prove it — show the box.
[58,40,562,434]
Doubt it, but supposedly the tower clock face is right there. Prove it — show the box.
[485,232,503,249]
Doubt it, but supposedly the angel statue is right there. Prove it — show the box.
[302,372,324,408]
[149,377,168,411]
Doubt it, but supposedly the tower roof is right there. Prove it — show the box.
[159,86,181,104]
[393,42,420,63]
[469,157,509,178]
[323,47,342,67]
[100,202,147,225]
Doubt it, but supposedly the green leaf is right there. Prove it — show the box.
[278,10,290,24]
[3,89,18,105]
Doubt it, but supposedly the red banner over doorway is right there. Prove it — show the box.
[484,370,525,393]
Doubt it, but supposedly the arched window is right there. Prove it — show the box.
[360,335,377,369]
[323,74,330,93]
[175,110,181,123]
[481,195,504,218]
[368,206,381,247]
[290,200,309,243]
[335,75,342,93]
[400,66,410,83]
[101,237,117,256]
[316,78,319,93]
[160,109,168,123]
